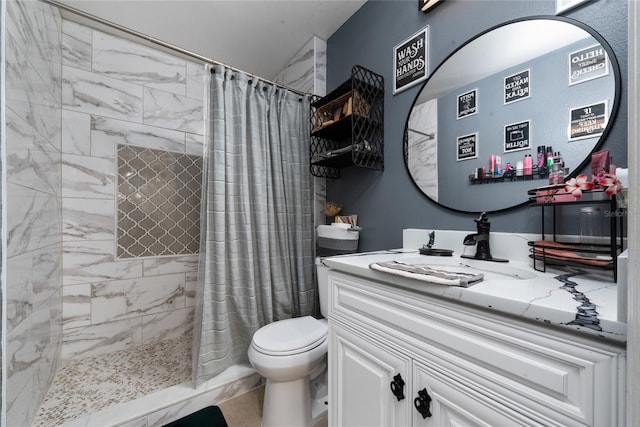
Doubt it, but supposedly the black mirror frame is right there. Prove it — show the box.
[403,15,622,214]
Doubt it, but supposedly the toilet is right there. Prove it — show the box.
[248,259,330,427]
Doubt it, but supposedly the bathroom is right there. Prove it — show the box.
[1,0,639,426]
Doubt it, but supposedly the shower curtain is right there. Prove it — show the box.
[192,64,315,386]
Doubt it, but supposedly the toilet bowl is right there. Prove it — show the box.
[248,259,330,427]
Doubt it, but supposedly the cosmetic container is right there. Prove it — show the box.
[516,161,524,176]
[546,147,554,169]
[610,156,616,175]
[548,162,564,185]
[537,146,546,168]
[579,207,602,245]
[523,154,532,175]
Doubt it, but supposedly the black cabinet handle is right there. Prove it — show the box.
[414,388,432,418]
[389,374,405,401]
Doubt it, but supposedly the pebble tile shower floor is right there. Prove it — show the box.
[33,335,192,426]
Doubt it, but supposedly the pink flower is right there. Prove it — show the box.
[564,174,594,198]
[595,173,623,195]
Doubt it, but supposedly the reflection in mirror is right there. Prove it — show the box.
[404,17,620,213]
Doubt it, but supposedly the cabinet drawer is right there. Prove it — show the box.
[411,359,534,426]
[329,271,625,426]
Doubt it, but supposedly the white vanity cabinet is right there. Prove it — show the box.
[330,324,412,426]
[327,270,626,426]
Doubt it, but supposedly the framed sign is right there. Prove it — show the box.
[569,101,608,141]
[504,69,530,104]
[419,0,445,13]
[504,120,531,152]
[457,88,478,119]
[393,27,429,94]
[556,0,590,14]
[568,44,609,86]
[456,133,478,161]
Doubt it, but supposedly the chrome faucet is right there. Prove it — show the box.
[462,212,508,263]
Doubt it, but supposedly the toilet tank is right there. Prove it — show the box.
[316,258,330,318]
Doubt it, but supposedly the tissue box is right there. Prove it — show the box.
[535,185,609,203]
[535,186,576,203]
[317,224,359,251]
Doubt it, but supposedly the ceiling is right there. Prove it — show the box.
[57,0,367,80]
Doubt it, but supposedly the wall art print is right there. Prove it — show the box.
[393,26,429,94]
[457,88,478,119]
[504,69,530,104]
[568,101,608,141]
[568,44,609,86]
[457,133,478,161]
[504,120,531,153]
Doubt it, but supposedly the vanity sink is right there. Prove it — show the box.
[395,256,539,281]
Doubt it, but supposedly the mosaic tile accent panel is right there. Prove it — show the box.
[117,144,202,258]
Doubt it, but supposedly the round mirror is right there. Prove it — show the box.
[403,16,621,213]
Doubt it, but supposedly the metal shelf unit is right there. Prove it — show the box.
[527,187,624,282]
[310,65,384,178]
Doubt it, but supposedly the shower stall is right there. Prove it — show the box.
[1,0,327,425]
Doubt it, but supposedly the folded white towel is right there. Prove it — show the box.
[369,261,484,287]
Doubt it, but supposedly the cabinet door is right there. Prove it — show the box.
[411,360,531,427]
[329,323,411,427]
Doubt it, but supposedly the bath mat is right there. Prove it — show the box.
[163,406,228,427]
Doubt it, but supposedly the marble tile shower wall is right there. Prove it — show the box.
[4,0,63,425]
[274,36,328,229]
[60,20,205,359]
[273,35,326,95]
[406,99,438,200]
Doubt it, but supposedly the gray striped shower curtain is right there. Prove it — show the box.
[192,64,315,386]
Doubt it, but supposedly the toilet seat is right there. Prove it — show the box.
[252,316,327,356]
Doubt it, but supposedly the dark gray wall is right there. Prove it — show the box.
[326,0,627,251]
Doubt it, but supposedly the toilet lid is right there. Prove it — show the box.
[253,316,328,356]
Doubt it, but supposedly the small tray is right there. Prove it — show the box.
[419,248,453,256]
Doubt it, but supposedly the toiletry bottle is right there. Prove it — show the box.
[489,154,495,177]
[548,166,557,185]
[546,147,554,169]
[495,156,502,176]
[548,162,565,185]
[524,154,532,176]
[610,156,616,175]
[536,146,546,168]
[516,160,523,176]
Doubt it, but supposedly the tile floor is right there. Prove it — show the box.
[218,385,328,427]
[33,335,192,426]
[33,333,327,427]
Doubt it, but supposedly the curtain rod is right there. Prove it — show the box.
[39,0,310,97]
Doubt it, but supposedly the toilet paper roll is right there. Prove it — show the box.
[616,168,629,187]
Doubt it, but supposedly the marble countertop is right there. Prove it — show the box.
[322,247,626,344]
